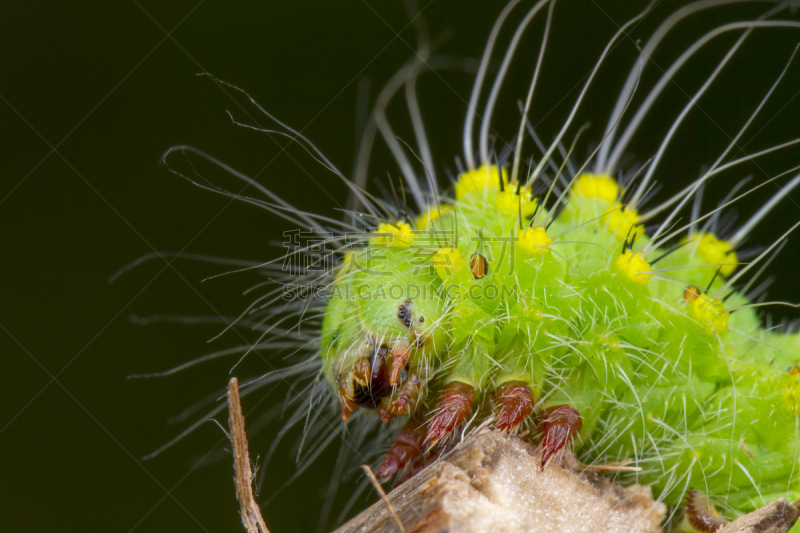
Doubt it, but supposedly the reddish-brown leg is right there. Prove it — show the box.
[539,405,582,469]
[425,381,475,446]
[376,418,426,480]
[493,381,535,433]
[379,372,422,424]
[397,441,453,484]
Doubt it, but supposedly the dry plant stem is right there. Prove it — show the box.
[361,465,406,533]
[717,498,800,533]
[228,377,270,533]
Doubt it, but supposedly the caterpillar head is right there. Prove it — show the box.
[324,249,444,421]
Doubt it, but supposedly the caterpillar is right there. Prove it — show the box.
[135,0,800,531]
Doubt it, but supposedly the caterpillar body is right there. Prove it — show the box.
[144,0,800,530]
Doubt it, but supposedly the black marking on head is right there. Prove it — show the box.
[398,299,413,328]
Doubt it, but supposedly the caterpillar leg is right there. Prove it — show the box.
[339,389,359,422]
[376,417,426,480]
[397,444,449,484]
[378,372,422,424]
[425,381,475,446]
[493,381,535,433]
[539,405,582,469]
[389,342,411,386]
[680,488,728,533]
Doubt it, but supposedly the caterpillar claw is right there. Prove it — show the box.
[493,381,535,433]
[339,389,359,422]
[391,372,422,415]
[378,372,422,424]
[378,406,394,424]
[389,343,411,386]
[683,488,728,533]
[376,419,426,480]
[425,381,475,446]
[539,405,582,470]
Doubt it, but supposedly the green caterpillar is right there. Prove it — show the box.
[148,0,800,530]
[327,165,800,514]
[313,3,800,528]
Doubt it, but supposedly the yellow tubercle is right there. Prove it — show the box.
[690,294,730,332]
[433,247,466,279]
[496,187,537,216]
[455,165,507,200]
[682,232,738,277]
[572,173,619,202]
[372,221,412,248]
[416,205,452,230]
[615,250,652,285]
[608,203,643,242]
[518,226,552,255]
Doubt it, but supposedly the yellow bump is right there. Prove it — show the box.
[432,247,465,279]
[690,294,730,332]
[496,187,537,216]
[608,202,643,242]
[572,173,619,202]
[518,226,552,255]
[372,221,412,248]
[416,205,452,230]
[615,250,652,285]
[455,165,507,200]
[682,232,738,277]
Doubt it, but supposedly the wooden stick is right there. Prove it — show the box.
[228,377,270,533]
[361,465,406,533]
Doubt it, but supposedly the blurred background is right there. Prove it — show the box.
[2,1,800,531]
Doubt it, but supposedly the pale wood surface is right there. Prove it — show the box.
[335,430,665,533]
[334,430,800,533]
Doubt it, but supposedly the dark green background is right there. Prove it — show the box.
[2,1,800,532]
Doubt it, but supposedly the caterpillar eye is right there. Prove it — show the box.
[351,343,393,407]
[470,253,489,279]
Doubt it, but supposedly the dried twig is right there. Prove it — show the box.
[228,377,270,533]
[718,498,800,533]
[361,464,406,533]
